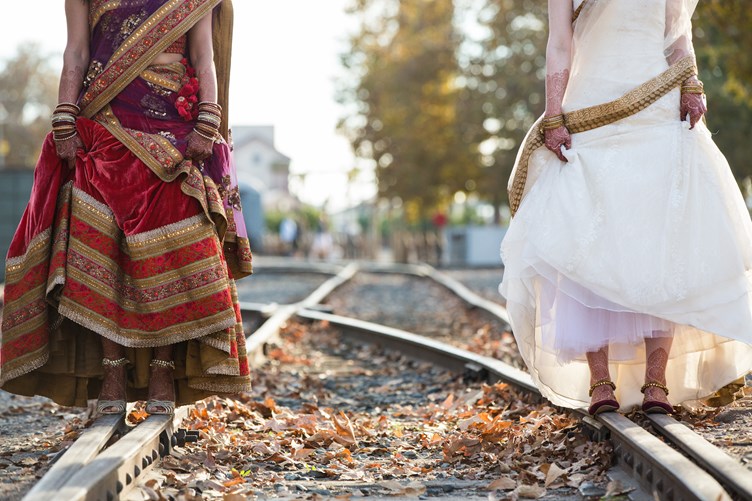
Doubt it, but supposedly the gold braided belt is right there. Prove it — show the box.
[508,55,697,216]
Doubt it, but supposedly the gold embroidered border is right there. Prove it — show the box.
[509,55,697,216]
[69,233,223,290]
[89,0,122,30]
[66,263,231,314]
[126,214,206,247]
[0,348,49,387]
[57,298,237,348]
[82,0,220,118]
[5,228,52,281]
[190,377,252,394]
[0,305,47,340]
[95,106,184,180]
[141,68,183,92]
[1,283,47,323]
[71,187,119,228]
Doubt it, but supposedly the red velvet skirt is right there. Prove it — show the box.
[0,119,252,406]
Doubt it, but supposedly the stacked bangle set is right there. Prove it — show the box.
[541,114,565,131]
[194,102,222,141]
[51,103,80,141]
[681,78,704,96]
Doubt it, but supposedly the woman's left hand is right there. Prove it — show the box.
[185,130,215,163]
[681,92,707,129]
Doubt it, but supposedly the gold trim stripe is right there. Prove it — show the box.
[509,56,697,216]
[57,298,237,348]
[66,264,231,313]
[90,0,122,30]
[141,69,182,92]
[82,0,221,119]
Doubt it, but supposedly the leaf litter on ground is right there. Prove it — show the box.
[131,320,612,499]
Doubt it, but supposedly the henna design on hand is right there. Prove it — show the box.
[681,92,706,129]
[544,125,572,162]
[185,130,214,162]
[55,134,84,169]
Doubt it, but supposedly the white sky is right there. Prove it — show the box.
[0,1,375,211]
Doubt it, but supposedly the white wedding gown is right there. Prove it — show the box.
[499,0,752,409]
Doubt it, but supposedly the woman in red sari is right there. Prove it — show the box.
[0,0,252,415]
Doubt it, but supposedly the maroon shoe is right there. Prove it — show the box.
[641,381,674,414]
[588,379,619,415]
[642,400,674,414]
[588,399,620,416]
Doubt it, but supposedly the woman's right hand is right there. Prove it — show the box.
[55,135,84,169]
[544,125,572,162]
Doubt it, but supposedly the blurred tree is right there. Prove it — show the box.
[339,0,752,220]
[0,44,58,168]
[695,1,752,107]
[694,2,752,180]
[460,0,547,221]
[339,0,476,221]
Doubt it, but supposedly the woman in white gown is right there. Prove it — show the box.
[499,0,752,415]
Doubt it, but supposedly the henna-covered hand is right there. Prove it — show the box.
[681,92,706,129]
[185,130,215,163]
[544,125,572,162]
[55,135,84,169]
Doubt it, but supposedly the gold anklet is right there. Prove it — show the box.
[102,357,128,368]
[589,379,616,397]
[640,381,669,395]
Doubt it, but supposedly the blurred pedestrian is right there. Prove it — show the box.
[310,220,334,261]
[500,0,752,415]
[279,216,299,256]
[0,0,252,417]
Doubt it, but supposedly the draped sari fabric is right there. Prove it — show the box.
[500,0,752,410]
[0,0,252,406]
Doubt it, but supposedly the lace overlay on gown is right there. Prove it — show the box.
[499,0,752,410]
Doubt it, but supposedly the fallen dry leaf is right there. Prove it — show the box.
[487,476,516,490]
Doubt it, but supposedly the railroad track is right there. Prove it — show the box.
[20,260,752,500]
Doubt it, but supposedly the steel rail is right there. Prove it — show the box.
[296,308,732,501]
[245,262,358,362]
[647,414,752,500]
[24,263,355,501]
[23,414,124,501]
[52,407,189,501]
[416,266,751,501]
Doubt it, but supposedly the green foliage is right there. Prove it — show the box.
[340,0,752,211]
[462,0,548,212]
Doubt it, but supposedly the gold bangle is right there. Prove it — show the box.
[681,85,704,95]
[541,115,565,131]
[193,127,216,141]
